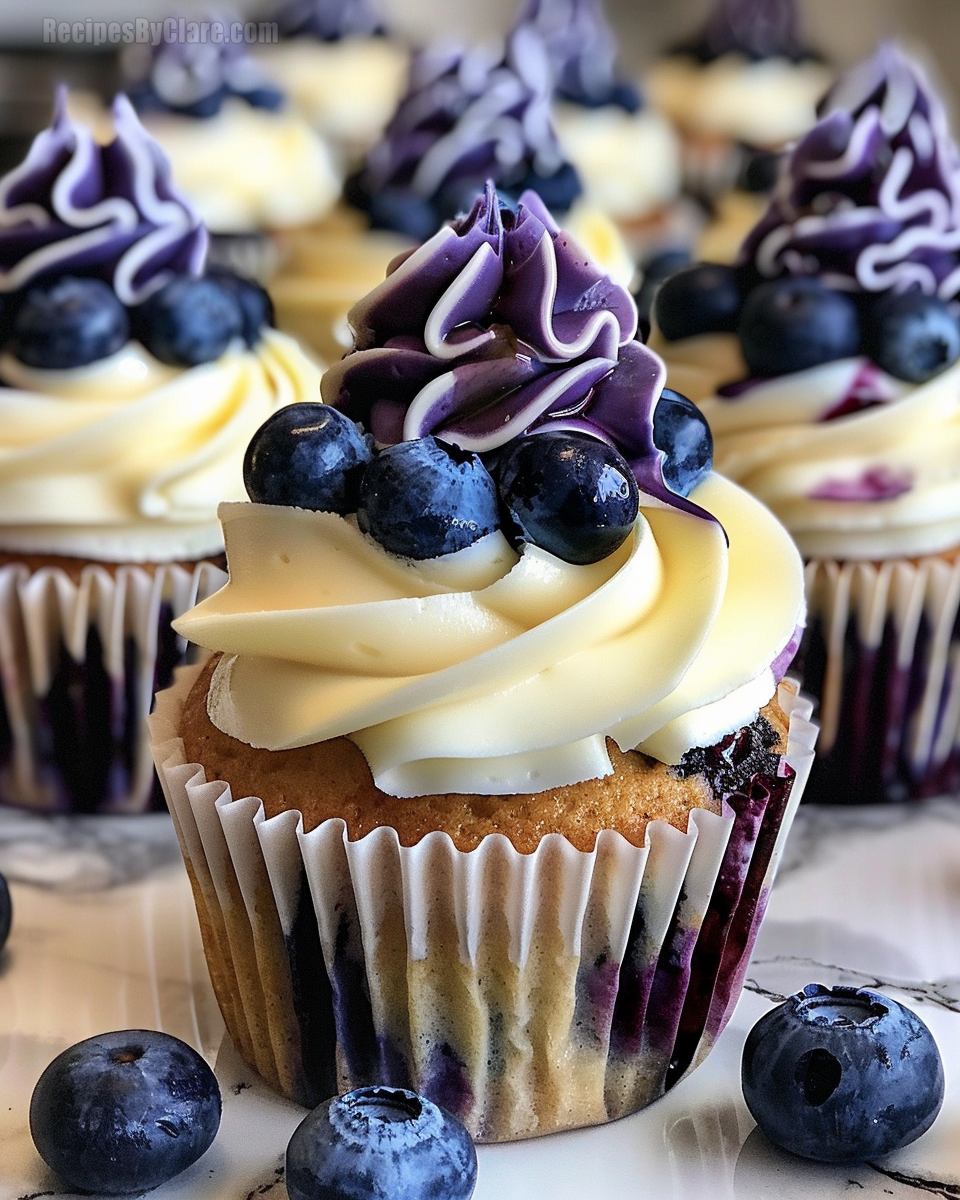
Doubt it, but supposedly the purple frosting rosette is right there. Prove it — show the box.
[324,182,712,522]
[274,0,386,40]
[673,0,815,64]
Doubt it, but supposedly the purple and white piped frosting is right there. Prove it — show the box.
[674,0,814,64]
[274,0,384,40]
[0,88,205,305]
[354,30,580,236]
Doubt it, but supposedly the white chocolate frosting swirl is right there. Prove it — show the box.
[0,329,323,562]
[174,471,805,796]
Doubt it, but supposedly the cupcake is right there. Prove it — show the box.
[270,27,634,363]
[0,90,323,813]
[647,0,830,202]
[253,0,409,168]
[122,23,342,277]
[149,184,814,1140]
[508,0,687,260]
[651,45,960,803]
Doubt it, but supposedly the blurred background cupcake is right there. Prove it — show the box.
[0,88,322,814]
[651,45,960,804]
[118,13,343,279]
[252,0,410,169]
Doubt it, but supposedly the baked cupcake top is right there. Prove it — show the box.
[647,0,830,151]
[175,183,804,797]
[0,90,321,562]
[651,45,960,561]
[124,25,341,233]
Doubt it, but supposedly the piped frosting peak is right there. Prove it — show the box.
[275,0,385,40]
[674,0,814,64]
[0,89,206,305]
[740,44,960,298]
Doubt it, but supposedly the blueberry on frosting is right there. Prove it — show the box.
[137,276,243,366]
[11,277,129,370]
[737,278,861,378]
[862,290,960,383]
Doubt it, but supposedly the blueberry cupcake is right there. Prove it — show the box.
[647,0,830,203]
[121,26,342,277]
[270,26,634,363]
[0,90,323,813]
[651,45,960,803]
[253,0,409,168]
[508,0,687,261]
[150,183,814,1140]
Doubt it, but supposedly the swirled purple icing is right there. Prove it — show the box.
[0,89,206,305]
[673,0,815,64]
[510,0,640,111]
[739,45,960,298]
[126,30,283,117]
[275,0,385,40]
[358,29,578,217]
[322,183,710,521]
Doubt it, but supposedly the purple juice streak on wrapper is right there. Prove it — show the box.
[641,917,701,1059]
[573,953,622,1050]
[0,89,206,305]
[423,1043,475,1123]
[329,909,381,1083]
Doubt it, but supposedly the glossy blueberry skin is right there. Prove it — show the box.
[742,984,944,1164]
[863,290,960,383]
[207,267,275,346]
[653,388,713,497]
[634,248,692,336]
[358,437,500,559]
[244,403,375,512]
[0,869,10,953]
[286,1086,477,1200]
[136,275,243,366]
[738,277,861,377]
[11,277,129,369]
[653,262,743,342]
[497,431,639,565]
[30,1029,222,1194]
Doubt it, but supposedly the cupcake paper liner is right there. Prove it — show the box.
[150,667,816,1141]
[0,560,225,815]
[799,552,960,804]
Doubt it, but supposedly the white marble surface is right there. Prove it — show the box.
[1,801,960,1200]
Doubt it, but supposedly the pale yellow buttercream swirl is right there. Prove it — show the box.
[174,471,804,796]
[653,328,960,560]
[0,328,323,562]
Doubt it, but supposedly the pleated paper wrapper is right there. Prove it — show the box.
[150,665,816,1142]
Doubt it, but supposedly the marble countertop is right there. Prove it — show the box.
[1,800,959,1200]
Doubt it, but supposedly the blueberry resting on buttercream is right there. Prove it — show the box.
[275,0,387,41]
[136,276,243,366]
[738,278,861,378]
[245,403,375,512]
[652,389,713,496]
[862,291,960,383]
[11,277,129,369]
[207,267,275,347]
[126,35,284,118]
[654,263,743,341]
[350,30,581,237]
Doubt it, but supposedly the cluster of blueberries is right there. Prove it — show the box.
[1,269,272,372]
[242,395,712,566]
[650,259,960,385]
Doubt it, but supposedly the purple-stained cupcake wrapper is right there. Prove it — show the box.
[798,552,960,804]
[0,559,226,816]
[149,668,816,1142]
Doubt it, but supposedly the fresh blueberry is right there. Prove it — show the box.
[737,148,781,194]
[738,277,861,377]
[30,1029,222,1194]
[0,869,10,953]
[207,268,274,346]
[10,277,129,369]
[653,262,743,341]
[634,248,693,336]
[241,83,285,111]
[286,1086,477,1200]
[863,290,960,383]
[244,403,375,513]
[367,188,440,242]
[358,437,500,559]
[742,983,944,1164]
[505,161,582,215]
[653,388,713,496]
[497,431,639,565]
[136,275,243,366]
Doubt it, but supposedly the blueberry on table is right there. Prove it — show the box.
[11,277,129,369]
[652,262,743,341]
[742,983,944,1164]
[30,1029,222,1194]
[358,437,500,559]
[245,403,374,512]
[286,1086,477,1200]
[863,290,960,383]
[497,431,639,565]
[737,277,861,377]
[207,267,275,346]
[0,869,10,952]
[136,275,243,366]
[653,388,713,496]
